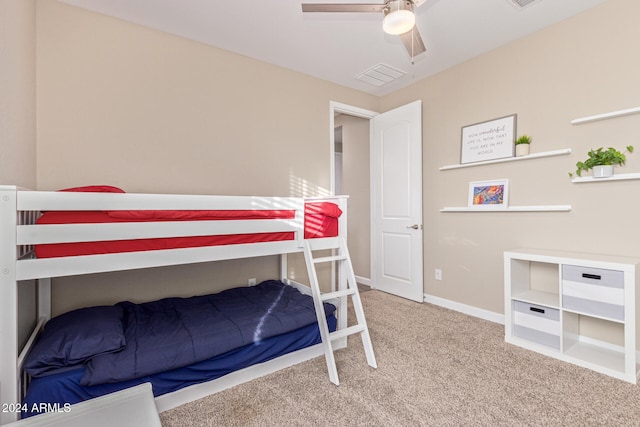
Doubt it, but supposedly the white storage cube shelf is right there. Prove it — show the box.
[504,249,640,383]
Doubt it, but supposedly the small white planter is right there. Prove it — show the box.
[592,165,614,178]
[515,144,530,157]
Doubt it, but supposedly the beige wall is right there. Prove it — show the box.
[334,114,371,279]
[36,1,377,197]
[0,0,36,188]
[381,0,640,314]
[35,0,379,314]
[0,0,37,347]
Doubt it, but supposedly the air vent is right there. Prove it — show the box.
[355,63,406,87]
[505,0,541,9]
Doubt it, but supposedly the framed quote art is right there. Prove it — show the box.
[468,179,509,209]
[460,114,516,164]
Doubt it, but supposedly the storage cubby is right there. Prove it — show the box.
[562,312,626,376]
[504,248,640,383]
[509,259,559,308]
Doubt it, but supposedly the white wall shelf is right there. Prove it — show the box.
[439,149,571,171]
[571,106,640,125]
[572,172,640,183]
[440,205,571,213]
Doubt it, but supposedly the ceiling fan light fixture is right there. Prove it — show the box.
[382,1,415,35]
[383,10,415,35]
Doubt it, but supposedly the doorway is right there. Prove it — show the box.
[329,101,424,302]
[332,111,372,286]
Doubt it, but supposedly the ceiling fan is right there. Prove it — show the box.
[301,0,427,59]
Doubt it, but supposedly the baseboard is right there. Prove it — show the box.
[423,293,504,325]
[355,276,371,287]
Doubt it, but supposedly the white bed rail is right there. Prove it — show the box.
[16,190,303,211]
[0,186,23,424]
[4,187,306,280]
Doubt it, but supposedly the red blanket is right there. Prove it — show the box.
[34,186,341,258]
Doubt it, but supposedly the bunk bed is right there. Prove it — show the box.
[0,185,376,425]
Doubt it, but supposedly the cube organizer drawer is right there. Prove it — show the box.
[562,265,624,321]
[513,301,560,350]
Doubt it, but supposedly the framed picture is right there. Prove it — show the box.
[468,179,509,209]
[460,114,517,164]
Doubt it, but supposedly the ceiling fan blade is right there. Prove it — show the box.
[301,3,386,13]
[399,26,426,57]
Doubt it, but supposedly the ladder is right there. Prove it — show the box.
[303,236,377,385]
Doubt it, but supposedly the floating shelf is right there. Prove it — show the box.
[572,172,640,183]
[571,106,640,125]
[439,149,571,171]
[440,205,572,213]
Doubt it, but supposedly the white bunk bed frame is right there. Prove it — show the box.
[0,185,376,425]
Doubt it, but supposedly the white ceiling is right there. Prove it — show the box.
[58,0,609,96]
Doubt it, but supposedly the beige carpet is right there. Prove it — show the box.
[160,290,640,426]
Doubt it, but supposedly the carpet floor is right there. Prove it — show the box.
[160,290,640,426]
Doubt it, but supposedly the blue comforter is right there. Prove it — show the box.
[81,280,335,386]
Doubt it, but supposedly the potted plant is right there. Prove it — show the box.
[569,145,634,178]
[515,134,531,157]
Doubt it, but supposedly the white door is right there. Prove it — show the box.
[371,101,423,302]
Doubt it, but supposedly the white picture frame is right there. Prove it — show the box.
[460,114,517,164]
[468,179,509,209]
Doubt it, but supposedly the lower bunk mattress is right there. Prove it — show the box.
[22,280,336,417]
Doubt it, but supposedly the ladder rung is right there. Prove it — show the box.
[313,254,348,264]
[329,324,366,341]
[321,288,357,301]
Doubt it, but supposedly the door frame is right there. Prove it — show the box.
[329,101,378,196]
[329,102,378,287]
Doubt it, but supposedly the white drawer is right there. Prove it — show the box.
[562,265,624,321]
[513,301,560,350]
[562,265,624,287]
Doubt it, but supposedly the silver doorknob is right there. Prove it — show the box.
[406,224,422,230]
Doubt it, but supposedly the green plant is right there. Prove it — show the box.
[570,145,634,177]
[515,134,532,145]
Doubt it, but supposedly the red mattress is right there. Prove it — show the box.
[34,186,342,259]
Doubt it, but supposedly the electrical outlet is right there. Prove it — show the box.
[248,278,256,286]
[435,269,442,281]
